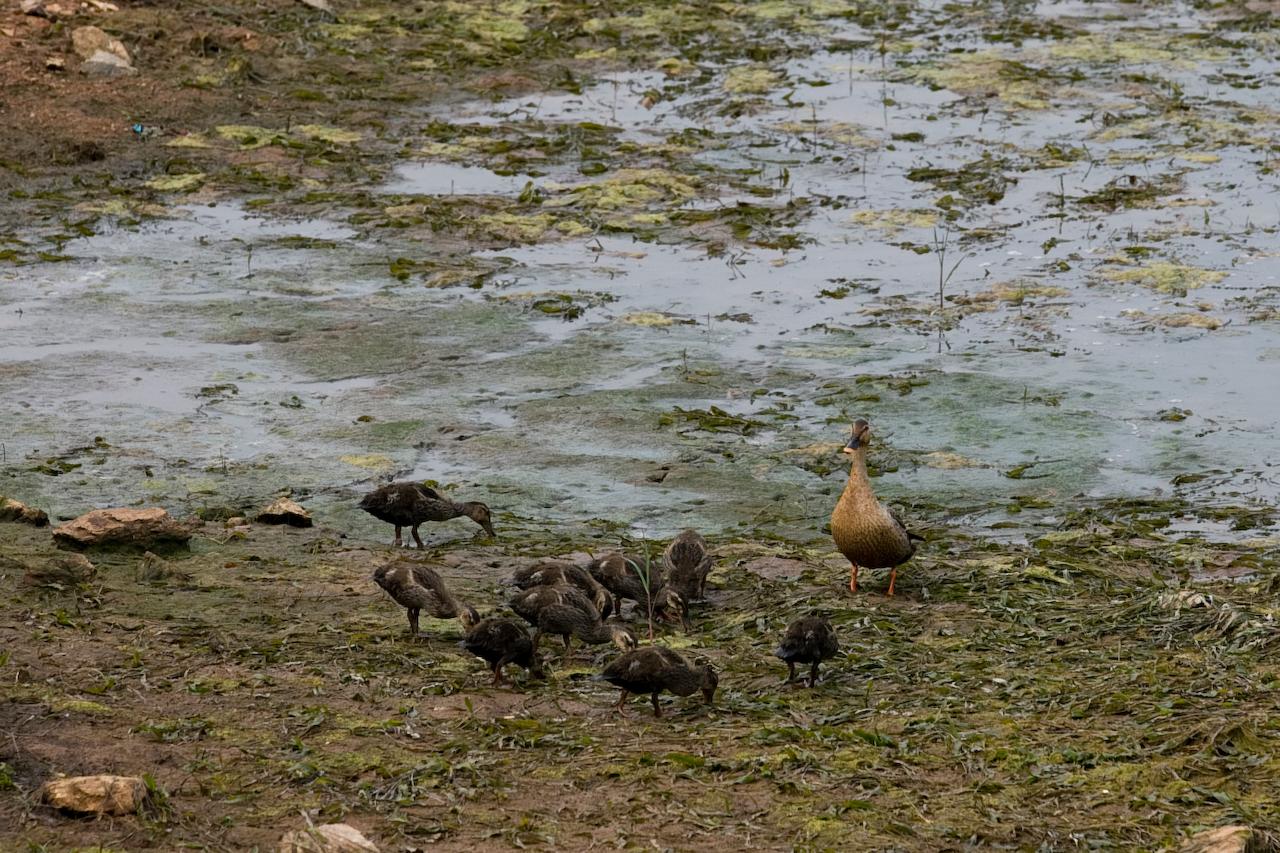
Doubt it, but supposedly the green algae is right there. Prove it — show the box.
[1100,262,1227,295]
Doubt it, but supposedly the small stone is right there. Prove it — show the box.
[296,0,336,14]
[24,553,97,587]
[1179,826,1253,853]
[0,497,50,527]
[21,0,47,16]
[52,507,192,550]
[81,49,137,78]
[70,25,130,63]
[256,498,313,528]
[279,823,379,853]
[39,775,147,816]
[225,516,248,527]
[46,55,66,71]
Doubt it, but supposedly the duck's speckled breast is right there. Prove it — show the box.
[831,501,913,569]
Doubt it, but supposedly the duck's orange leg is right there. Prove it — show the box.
[886,567,897,597]
[848,562,859,593]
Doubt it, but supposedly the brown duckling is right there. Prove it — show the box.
[506,560,613,619]
[662,528,715,604]
[774,614,839,687]
[372,562,479,637]
[830,419,922,595]
[359,481,495,548]
[508,585,635,654]
[460,617,545,685]
[588,553,688,629]
[595,646,718,717]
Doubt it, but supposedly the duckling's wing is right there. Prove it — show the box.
[414,484,446,501]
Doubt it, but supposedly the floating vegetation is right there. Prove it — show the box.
[1099,261,1228,296]
[849,208,938,235]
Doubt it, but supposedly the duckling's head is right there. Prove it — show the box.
[610,625,638,651]
[695,657,719,704]
[843,419,871,454]
[458,605,481,632]
[593,588,614,620]
[463,502,496,537]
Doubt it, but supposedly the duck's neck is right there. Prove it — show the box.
[667,665,702,696]
[842,448,871,496]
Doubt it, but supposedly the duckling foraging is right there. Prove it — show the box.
[775,614,839,687]
[662,528,714,604]
[506,560,613,619]
[359,482,495,548]
[460,617,544,685]
[372,561,478,638]
[595,646,718,717]
[588,553,688,630]
[508,584,635,655]
[830,419,922,595]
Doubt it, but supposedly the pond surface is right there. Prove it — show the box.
[1,1,1277,546]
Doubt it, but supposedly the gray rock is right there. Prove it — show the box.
[1179,826,1254,853]
[24,553,97,586]
[52,507,191,550]
[81,49,137,79]
[279,823,378,852]
[0,496,49,527]
[256,498,313,528]
[70,25,130,62]
[40,775,148,815]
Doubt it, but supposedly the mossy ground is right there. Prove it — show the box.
[2,507,1279,850]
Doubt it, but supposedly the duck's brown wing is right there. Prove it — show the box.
[888,507,924,542]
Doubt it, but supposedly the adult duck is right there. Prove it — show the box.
[830,419,921,595]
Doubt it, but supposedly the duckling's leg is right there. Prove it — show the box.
[614,689,629,714]
[784,661,796,684]
[848,562,860,593]
[530,628,543,652]
[410,524,426,549]
[562,635,573,655]
[808,661,821,688]
[651,693,662,718]
[886,567,897,597]
[491,663,506,686]
[393,526,403,547]
[407,608,420,637]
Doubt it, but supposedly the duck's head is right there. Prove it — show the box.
[843,419,871,454]
[463,502,496,537]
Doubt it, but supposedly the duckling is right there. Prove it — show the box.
[506,561,614,619]
[460,617,545,685]
[662,528,715,604]
[372,561,479,637]
[830,419,922,595]
[774,614,839,687]
[588,553,689,629]
[595,647,718,717]
[508,585,634,654]
[359,481,495,548]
